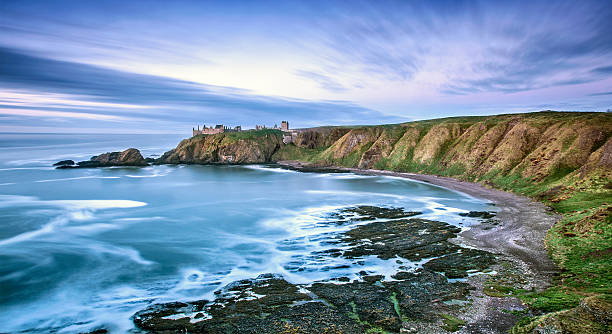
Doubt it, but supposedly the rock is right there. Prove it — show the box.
[458,211,496,219]
[158,130,283,164]
[53,159,75,166]
[132,205,496,334]
[74,148,148,168]
[342,206,422,220]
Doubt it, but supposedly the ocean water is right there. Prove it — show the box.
[0,133,493,333]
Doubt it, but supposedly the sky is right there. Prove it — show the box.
[1,0,611,133]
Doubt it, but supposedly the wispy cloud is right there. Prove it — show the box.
[0,0,611,132]
[295,70,347,92]
[0,47,400,132]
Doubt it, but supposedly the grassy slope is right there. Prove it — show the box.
[272,111,612,331]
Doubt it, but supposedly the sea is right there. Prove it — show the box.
[0,133,493,333]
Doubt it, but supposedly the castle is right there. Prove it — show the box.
[192,124,242,136]
[193,121,294,140]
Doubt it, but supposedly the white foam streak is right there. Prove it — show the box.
[0,216,68,246]
[244,165,298,173]
[305,189,407,199]
[0,196,147,247]
[35,176,121,183]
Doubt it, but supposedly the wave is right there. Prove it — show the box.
[34,176,121,183]
[0,196,147,247]
[305,189,407,199]
[243,165,298,173]
[0,167,54,171]
[124,168,172,178]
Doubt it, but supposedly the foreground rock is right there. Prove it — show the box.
[55,148,148,168]
[132,206,499,334]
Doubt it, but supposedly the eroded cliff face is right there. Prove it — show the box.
[162,112,611,185]
[279,112,612,185]
[159,130,283,164]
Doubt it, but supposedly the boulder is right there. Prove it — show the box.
[59,148,148,168]
[53,159,75,167]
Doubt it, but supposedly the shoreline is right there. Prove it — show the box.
[276,160,559,279]
[277,160,561,333]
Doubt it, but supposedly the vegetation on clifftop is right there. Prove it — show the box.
[159,129,283,164]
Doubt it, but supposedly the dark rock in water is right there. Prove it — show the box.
[76,160,102,168]
[458,211,496,219]
[144,157,157,163]
[82,329,108,334]
[133,274,365,334]
[67,148,148,168]
[422,248,496,278]
[342,205,421,220]
[341,218,462,260]
[53,159,74,166]
[90,148,148,166]
[132,205,496,333]
[386,271,471,320]
[310,280,403,332]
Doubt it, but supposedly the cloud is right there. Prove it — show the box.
[295,70,347,92]
[0,47,401,132]
[592,65,612,74]
[1,0,611,129]
[0,107,132,121]
[438,1,612,95]
[588,91,612,96]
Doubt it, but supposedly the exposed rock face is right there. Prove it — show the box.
[53,160,75,167]
[56,148,147,168]
[158,131,283,164]
[91,148,148,166]
[413,123,461,164]
[274,112,612,183]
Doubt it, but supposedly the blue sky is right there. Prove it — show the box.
[1,0,611,133]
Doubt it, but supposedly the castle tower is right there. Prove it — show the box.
[281,121,289,131]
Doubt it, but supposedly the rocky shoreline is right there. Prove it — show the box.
[54,153,562,333]
[275,160,562,333]
[127,165,561,334]
[53,148,563,333]
[130,206,505,334]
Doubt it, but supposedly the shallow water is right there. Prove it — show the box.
[0,133,494,333]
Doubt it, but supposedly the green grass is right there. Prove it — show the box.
[439,313,466,332]
[271,144,327,162]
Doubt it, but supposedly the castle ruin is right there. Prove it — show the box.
[192,124,242,136]
[193,121,295,141]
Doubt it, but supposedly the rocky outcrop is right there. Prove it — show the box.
[56,148,147,168]
[131,206,497,334]
[53,160,75,167]
[158,130,283,164]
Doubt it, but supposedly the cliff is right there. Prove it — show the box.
[269,111,612,333]
[158,129,283,164]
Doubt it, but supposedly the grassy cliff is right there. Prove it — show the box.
[159,111,610,331]
[272,111,612,332]
[159,129,283,164]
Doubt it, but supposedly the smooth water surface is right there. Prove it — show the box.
[0,133,493,333]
